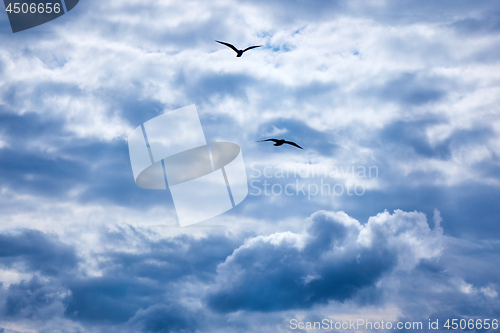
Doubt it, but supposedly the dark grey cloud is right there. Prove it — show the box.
[72,140,176,208]
[63,231,242,325]
[177,71,257,105]
[0,230,75,323]
[0,148,87,198]
[0,227,242,330]
[0,140,174,210]
[65,276,164,324]
[0,229,77,276]
[451,11,500,35]
[0,111,66,147]
[0,111,176,209]
[1,276,68,320]
[0,211,498,332]
[207,209,441,312]
[377,73,447,106]
[102,233,241,283]
[379,117,452,159]
[113,96,167,130]
[128,304,200,333]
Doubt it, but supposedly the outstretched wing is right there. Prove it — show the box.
[216,40,239,53]
[242,45,262,53]
[284,141,303,149]
[257,139,278,143]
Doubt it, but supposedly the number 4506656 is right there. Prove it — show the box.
[444,319,498,330]
[5,3,61,14]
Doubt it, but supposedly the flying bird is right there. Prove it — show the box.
[216,40,262,57]
[258,139,303,149]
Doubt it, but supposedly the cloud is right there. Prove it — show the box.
[64,276,164,324]
[0,209,498,333]
[127,304,200,333]
[62,231,240,325]
[0,229,78,277]
[369,72,448,106]
[1,276,69,321]
[207,209,443,312]
[451,11,500,36]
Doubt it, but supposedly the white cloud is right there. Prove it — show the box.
[0,139,8,149]
[481,284,498,298]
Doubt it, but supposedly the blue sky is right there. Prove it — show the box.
[1,0,500,332]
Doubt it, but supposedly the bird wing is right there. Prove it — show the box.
[242,45,262,52]
[216,41,239,53]
[284,141,303,149]
[257,139,278,143]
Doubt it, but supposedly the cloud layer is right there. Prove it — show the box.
[1,0,500,331]
[208,210,443,312]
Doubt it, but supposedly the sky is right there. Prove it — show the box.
[0,0,500,332]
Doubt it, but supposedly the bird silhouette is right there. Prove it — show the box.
[258,139,303,149]
[216,40,262,57]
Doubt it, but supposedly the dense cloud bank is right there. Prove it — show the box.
[208,210,443,312]
[2,210,497,333]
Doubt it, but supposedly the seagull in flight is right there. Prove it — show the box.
[258,139,303,149]
[216,40,262,57]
